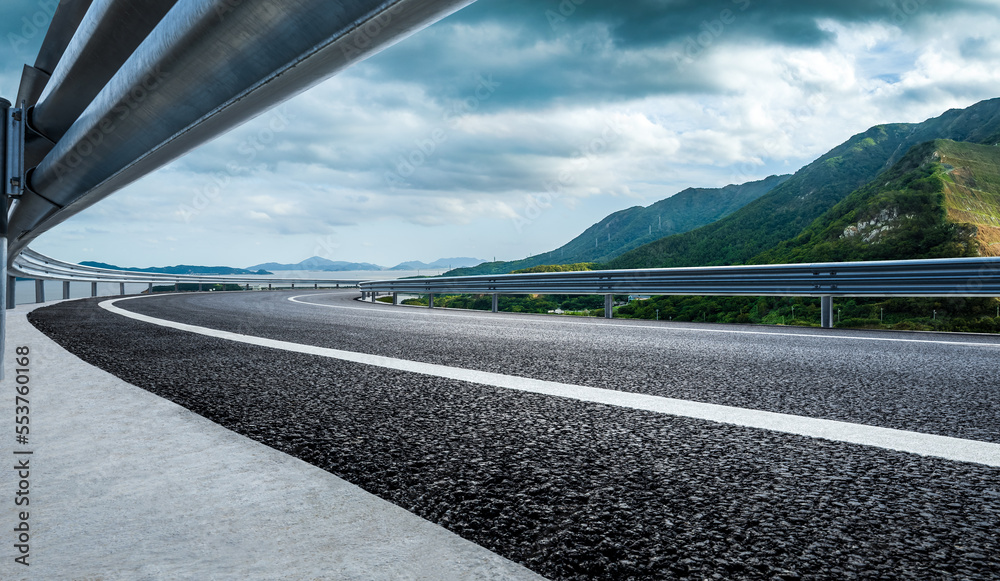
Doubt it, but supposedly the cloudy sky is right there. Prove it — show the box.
[3,0,1000,269]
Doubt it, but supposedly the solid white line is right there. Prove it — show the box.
[100,295,1000,467]
[287,293,1000,349]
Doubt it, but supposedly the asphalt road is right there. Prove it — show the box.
[29,291,1000,580]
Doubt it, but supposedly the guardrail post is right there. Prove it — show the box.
[1,99,10,375]
[821,296,833,329]
[119,282,125,296]
[174,282,179,292]
[428,293,434,309]
[91,282,98,297]
[492,293,499,313]
[148,283,153,293]
[7,276,16,310]
[268,283,272,290]
[34,279,44,303]
[392,292,398,305]
[605,294,613,319]
[62,281,70,300]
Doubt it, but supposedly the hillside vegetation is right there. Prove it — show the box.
[511,263,597,274]
[754,140,1000,264]
[607,97,1000,269]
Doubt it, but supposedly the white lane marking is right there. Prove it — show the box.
[287,293,1000,349]
[99,296,1000,468]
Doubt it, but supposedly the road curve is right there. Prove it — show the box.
[29,291,1000,580]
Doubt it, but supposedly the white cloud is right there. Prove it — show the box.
[13,2,1000,267]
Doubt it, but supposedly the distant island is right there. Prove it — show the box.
[245,256,485,272]
[77,256,486,275]
[81,262,272,276]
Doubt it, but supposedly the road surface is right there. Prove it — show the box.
[29,290,1000,580]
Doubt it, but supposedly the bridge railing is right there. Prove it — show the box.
[358,256,1000,328]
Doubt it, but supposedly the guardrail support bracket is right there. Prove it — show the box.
[1,99,23,374]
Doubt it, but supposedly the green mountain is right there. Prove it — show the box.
[447,174,790,276]
[607,97,1000,269]
[753,139,1000,264]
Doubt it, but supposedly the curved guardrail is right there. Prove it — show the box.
[359,256,1000,328]
[12,249,363,285]
[8,249,365,306]
[7,0,476,260]
[1,0,477,374]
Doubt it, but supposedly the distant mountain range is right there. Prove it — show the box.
[244,256,485,272]
[80,256,486,275]
[447,175,790,276]
[80,262,272,276]
[444,97,1000,277]
[388,258,487,270]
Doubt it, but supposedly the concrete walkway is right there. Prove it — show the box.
[1,302,546,581]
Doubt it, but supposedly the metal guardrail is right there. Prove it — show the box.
[12,249,364,285]
[6,0,476,260]
[7,249,364,306]
[0,0,477,375]
[358,257,1000,328]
